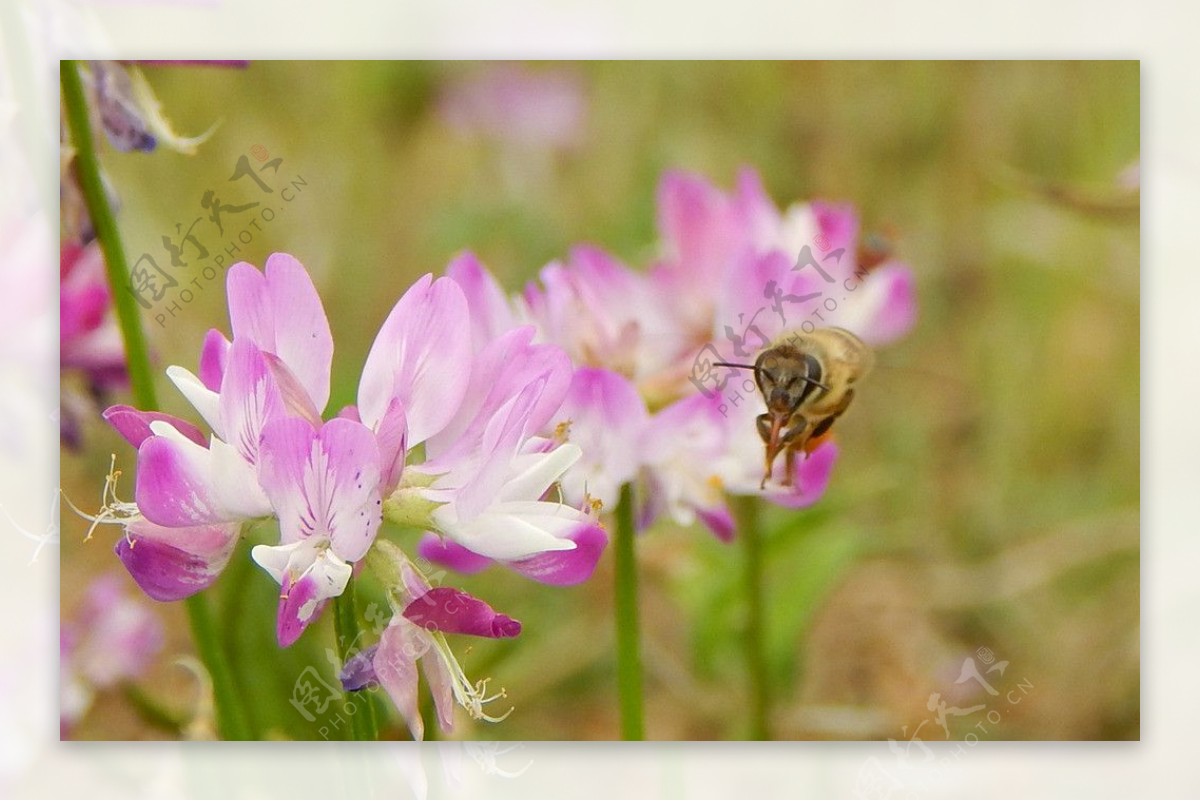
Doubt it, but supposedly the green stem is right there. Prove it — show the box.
[334,576,379,741]
[62,60,253,741]
[732,494,770,740]
[613,482,645,740]
[60,60,158,411]
[184,593,253,739]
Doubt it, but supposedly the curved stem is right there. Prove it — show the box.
[614,482,645,740]
[334,576,379,740]
[62,60,252,741]
[732,494,770,740]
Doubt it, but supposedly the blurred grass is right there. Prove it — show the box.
[61,61,1138,741]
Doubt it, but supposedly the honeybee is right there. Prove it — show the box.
[716,327,874,489]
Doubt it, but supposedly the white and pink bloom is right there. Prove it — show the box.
[102,253,604,658]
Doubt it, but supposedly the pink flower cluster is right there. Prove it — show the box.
[419,168,917,550]
[102,254,604,738]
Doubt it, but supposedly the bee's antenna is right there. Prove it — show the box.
[712,362,756,371]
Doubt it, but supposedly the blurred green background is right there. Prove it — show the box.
[60,61,1139,741]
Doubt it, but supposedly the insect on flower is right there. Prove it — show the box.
[715,326,874,489]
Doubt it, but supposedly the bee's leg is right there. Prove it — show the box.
[755,414,772,443]
[778,420,810,488]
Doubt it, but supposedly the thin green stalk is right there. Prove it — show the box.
[613,482,644,740]
[62,60,252,741]
[732,494,770,740]
[121,682,186,733]
[335,576,379,741]
[60,60,157,411]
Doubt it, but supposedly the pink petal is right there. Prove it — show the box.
[373,398,408,495]
[850,263,917,346]
[507,523,607,585]
[226,254,334,412]
[811,200,860,256]
[417,533,493,574]
[115,518,239,601]
[198,329,231,392]
[656,170,743,294]
[424,326,570,462]
[358,274,472,446]
[446,251,518,349]
[374,622,427,741]
[218,339,286,465]
[553,367,648,507]
[135,435,224,527]
[256,417,382,560]
[401,587,521,638]
[767,439,839,509]
[103,405,207,448]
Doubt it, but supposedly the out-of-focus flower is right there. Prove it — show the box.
[341,541,520,740]
[60,574,164,733]
[438,64,587,151]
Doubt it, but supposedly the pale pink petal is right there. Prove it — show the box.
[507,523,606,585]
[102,404,206,448]
[256,417,382,561]
[839,262,917,346]
[374,622,427,740]
[227,254,334,412]
[420,648,457,735]
[656,169,743,294]
[424,326,570,462]
[358,274,472,446]
[135,434,227,527]
[218,339,285,465]
[401,587,521,638]
[417,534,493,575]
[115,518,240,601]
[446,251,518,350]
[552,368,647,507]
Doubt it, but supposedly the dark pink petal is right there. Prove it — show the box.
[103,405,206,448]
[769,439,839,509]
[507,523,607,586]
[358,274,472,446]
[417,533,493,575]
[402,587,521,638]
[115,518,239,601]
[276,570,322,648]
[198,329,231,392]
[696,504,735,543]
